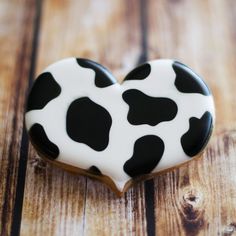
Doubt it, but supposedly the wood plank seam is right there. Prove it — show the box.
[10,1,44,235]
[82,178,88,235]
[139,0,156,236]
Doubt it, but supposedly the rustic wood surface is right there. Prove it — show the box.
[0,0,235,235]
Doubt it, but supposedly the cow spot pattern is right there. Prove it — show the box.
[181,111,213,157]
[27,72,61,111]
[25,58,215,192]
[124,63,151,81]
[88,166,102,176]
[122,89,178,126]
[29,123,59,159]
[123,135,164,177]
[76,58,116,88]
[173,61,211,96]
[66,97,112,151]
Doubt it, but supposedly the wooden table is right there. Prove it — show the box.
[0,0,236,235]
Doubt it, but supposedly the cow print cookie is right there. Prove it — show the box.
[25,58,215,196]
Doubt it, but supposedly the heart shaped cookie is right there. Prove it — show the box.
[25,58,215,196]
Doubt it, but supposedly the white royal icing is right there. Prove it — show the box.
[25,58,215,192]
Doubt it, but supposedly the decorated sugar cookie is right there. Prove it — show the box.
[25,58,215,196]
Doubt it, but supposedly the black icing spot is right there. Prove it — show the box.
[66,97,112,151]
[76,58,116,88]
[181,111,213,157]
[27,72,61,111]
[173,61,211,95]
[124,63,151,81]
[124,135,164,177]
[122,89,177,126]
[88,166,102,176]
[29,123,59,159]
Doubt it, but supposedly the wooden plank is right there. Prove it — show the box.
[35,0,141,81]
[147,0,236,133]
[147,0,236,235]
[83,1,149,235]
[20,0,147,235]
[0,0,36,235]
[154,131,236,236]
[18,0,236,235]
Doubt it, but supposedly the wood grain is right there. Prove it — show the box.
[147,0,236,133]
[0,0,36,235]
[0,0,235,235]
[147,1,236,234]
[154,131,236,236]
[21,0,148,235]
